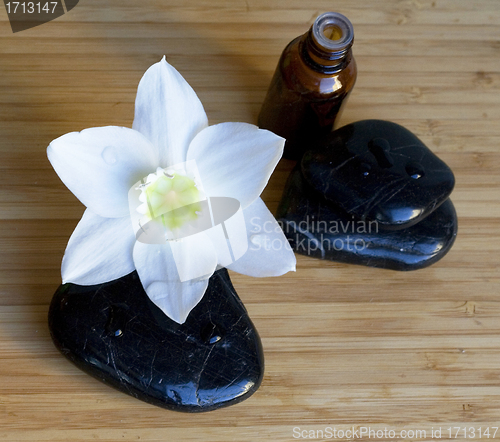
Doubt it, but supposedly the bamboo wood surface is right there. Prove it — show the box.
[1,0,500,441]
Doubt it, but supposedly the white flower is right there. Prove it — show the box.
[47,57,296,324]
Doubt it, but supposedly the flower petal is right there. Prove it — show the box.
[186,123,284,209]
[132,236,217,323]
[226,198,296,277]
[204,200,249,267]
[133,57,208,168]
[169,232,218,282]
[48,126,158,218]
[62,209,136,285]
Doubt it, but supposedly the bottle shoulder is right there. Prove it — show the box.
[278,36,357,98]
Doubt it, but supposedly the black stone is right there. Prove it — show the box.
[301,120,455,230]
[48,269,264,412]
[276,167,457,271]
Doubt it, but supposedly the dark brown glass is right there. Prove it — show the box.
[258,12,357,160]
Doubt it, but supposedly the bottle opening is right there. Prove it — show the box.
[323,24,343,41]
[312,12,354,53]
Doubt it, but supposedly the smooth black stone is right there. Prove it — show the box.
[276,167,457,271]
[301,120,455,230]
[48,269,264,412]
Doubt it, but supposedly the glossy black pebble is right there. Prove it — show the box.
[48,269,264,412]
[276,167,457,271]
[302,120,455,230]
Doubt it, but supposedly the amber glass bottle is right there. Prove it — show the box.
[258,12,357,160]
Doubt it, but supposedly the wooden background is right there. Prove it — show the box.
[1,0,499,441]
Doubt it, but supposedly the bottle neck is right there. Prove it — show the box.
[302,12,354,74]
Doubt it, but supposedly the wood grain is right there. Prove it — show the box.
[1,0,499,440]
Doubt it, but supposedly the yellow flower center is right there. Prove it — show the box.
[139,169,201,231]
